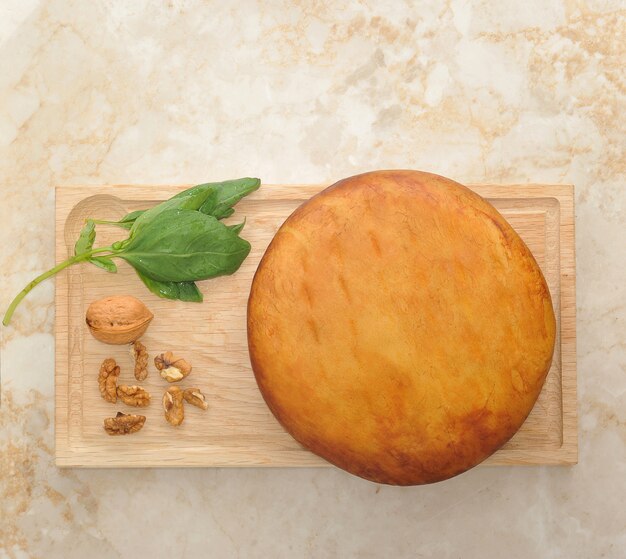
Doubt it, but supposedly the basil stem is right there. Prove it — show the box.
[2,247,115,326]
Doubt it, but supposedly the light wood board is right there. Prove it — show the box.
[55,183,577,468]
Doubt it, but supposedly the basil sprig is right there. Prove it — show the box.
[2,178,260,326]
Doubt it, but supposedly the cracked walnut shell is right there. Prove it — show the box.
[154,351,192,382]
[183,388,209,410]
[104,412,146,435]
[131,340,149,381]
[98,358,120,403]
[117,385,151,407]
[163,386,184,426]
[86,295,153,345]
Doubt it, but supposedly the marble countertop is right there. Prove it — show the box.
[1,1,624,557]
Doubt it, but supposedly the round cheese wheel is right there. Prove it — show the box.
[248,170,556,485]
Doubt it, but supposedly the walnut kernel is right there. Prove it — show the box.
[183,388,209,411]
[103,412,146,435]
[163,386,184,426]
[117,385,151,407]
[131,340,149,381]
[154,351,192,383]
[98,358,120,403]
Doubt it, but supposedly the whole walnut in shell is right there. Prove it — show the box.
[86,295,153,344]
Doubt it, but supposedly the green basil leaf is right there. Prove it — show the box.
[129,185,216,238]
[118,209,251,282]
[170,182,215,200]
[74,220,96,255]
[135,270,203,302]
[113,178,260,229]
[115,209,146,228]
[216,207,235,219]
[88,256,117,273]
[120,209,146,222]
[91,210,145,229]
[228,219,246,235]
[197,178,260,219]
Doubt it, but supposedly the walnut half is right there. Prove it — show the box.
[131,340,149,381]
[183,388,208,410]
[98,358,120,403]
[117,385,151,407]
[163,387,184,426]
[154,351,192,383]
[103,412,146,435]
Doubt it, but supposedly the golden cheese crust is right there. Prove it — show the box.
[248,170,556,485]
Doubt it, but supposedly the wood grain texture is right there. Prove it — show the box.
[55,183,577,468]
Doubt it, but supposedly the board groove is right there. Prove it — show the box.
[55,183,577,468]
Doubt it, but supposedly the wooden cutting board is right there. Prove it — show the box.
[55,183,577,468]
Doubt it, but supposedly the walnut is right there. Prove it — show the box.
[117,385,151,407]
[86,295,153,345]
[154,351,192,383]
[131,340,149,381]
[98,358,120,403]
[163,387,184,426]
[183,388,209,410]
[103,412,146,435]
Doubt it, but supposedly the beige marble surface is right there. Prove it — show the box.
[1,0,624,557]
